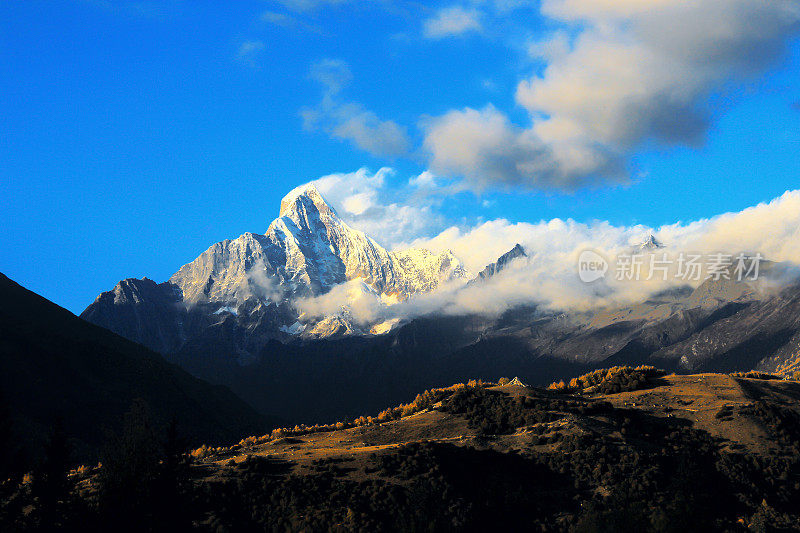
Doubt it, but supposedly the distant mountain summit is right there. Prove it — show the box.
[83,184,470,354]
[169,184,467,305]
[475,243,527,282]
[636,233,664,252]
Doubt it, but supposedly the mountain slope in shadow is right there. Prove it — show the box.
[0,273,277,463]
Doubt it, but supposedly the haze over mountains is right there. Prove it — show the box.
[75,185,800,424]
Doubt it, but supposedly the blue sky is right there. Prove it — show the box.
[2,0,799,314]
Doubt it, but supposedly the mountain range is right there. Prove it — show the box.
[82,185,468,354]
[79,185,800,424]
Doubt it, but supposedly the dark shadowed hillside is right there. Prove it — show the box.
[0,273,276,464]
[6,369,799,531]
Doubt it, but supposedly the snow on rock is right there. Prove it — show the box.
[169,184,468,316]
[305,314,363,339]
[636,234,665,252]
[369,318,402,335]
[279,321,306,335]
[84,184,535,343]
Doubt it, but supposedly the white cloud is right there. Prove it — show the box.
[341,191,376,216]
[247,259,287,303]
[297,280,387,325]
[422,0,800,191]
[660,190,800,265]
[331,104,410,157]
[423,6,482,39]
[408,170,438,189]
[296,188,800,324]
[421,105,622,191]
[308,58,352,94]
[410,189,800,313]
[236,40,265,66]
[294,167,447,249]
[303,60,411,157]
[527,31,570,63]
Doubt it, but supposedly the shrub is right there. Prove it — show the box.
[730,371,782,380]
[548,366,664,394]
[442,388,583,435]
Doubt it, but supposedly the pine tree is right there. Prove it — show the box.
[33,417,71,530]
[0,389,12,482]
[152,416,192,530]
[98,399,161,532]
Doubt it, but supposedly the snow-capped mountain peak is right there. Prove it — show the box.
[87,182,472,344]
[165,183,468,332]
[471,243,527,284]
[278,184,337,228]
[637,234,664,252]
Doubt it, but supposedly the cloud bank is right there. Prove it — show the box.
[297,188,800,325]
[421,0,800,190]
[290,1,798,191]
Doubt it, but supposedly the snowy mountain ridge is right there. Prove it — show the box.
[169,184,468,310]
[82,184,528,353]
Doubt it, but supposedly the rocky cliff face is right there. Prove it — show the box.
[82,185,469,354]
[80,277,186,353]
[168,184,467,306]
[474,243,527,282]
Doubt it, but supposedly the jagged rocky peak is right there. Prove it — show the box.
[169,181,469,306]
[476,243,527,281]
[83,181,473,345]
[390,247,468,295]
[112,277,154,303]
[106,277,179,305]
[278,184,337,227]
[80,276,186,354]
[637,233,664,251]
[500,243,527,263]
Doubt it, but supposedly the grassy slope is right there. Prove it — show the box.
[197,373,797,474]
[178,373,800,531]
